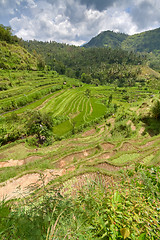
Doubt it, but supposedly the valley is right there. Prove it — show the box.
[0,25,159,239]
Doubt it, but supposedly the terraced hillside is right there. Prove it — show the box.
[0,116,160,199]
[0,68,160,239]
[0,67,160,197]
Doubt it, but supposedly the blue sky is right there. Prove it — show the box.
[0,0,160,45]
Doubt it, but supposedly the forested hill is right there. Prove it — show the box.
[84,27,160,53]
[83,31,128,48]
[22,39,144,86]
[121,28,160,52]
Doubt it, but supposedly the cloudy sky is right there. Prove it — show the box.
[0,0,160,45]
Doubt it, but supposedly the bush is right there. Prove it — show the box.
[111,121,132,138]
[151,100,160,119]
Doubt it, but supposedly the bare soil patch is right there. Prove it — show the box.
[101,142,114,151]
[66,166,75,173]
[139,140,157,149]
[0,156,42,168]
[55,149,94,168]
[120,142,137,152]
[82,128,96,137]
[0,169,65,201]
[98,152,115,160]
[96,163,121,171]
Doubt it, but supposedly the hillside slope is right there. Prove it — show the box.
[0,41,37,70]
[84,27,160,53]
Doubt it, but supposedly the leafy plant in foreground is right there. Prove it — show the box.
[0,166,159,239]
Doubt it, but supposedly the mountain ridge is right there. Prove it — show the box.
[84,27,160,53]
[83,30,128,48]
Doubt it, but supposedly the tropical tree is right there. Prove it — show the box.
[25,110,53,144]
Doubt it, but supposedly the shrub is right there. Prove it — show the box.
[111,121,132,138]
[151,100,160,119]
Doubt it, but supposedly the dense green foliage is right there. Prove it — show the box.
[0,24,160,240]
[22,40,144,85]
[25,110,53,145]
[83,28,160,71]
[0,67,160,146]
[0,166,159,239]
[151,100,160,119]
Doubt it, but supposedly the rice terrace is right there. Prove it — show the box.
[0,25,160,239]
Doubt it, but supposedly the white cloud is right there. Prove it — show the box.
[9,1,138,44]
[26,0,37,8]
[0,0,159,45]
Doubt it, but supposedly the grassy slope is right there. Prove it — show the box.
[0,43,160,238]
[0,41,37,70]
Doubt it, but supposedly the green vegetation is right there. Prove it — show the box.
[0,41,37,70]
[84,27,160,53]
[0,24,160,239]
[151,100,160,119]
[83,27,160,71]
[22,39,143,85]
[121,28,160,53]
[0,24,20,44]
